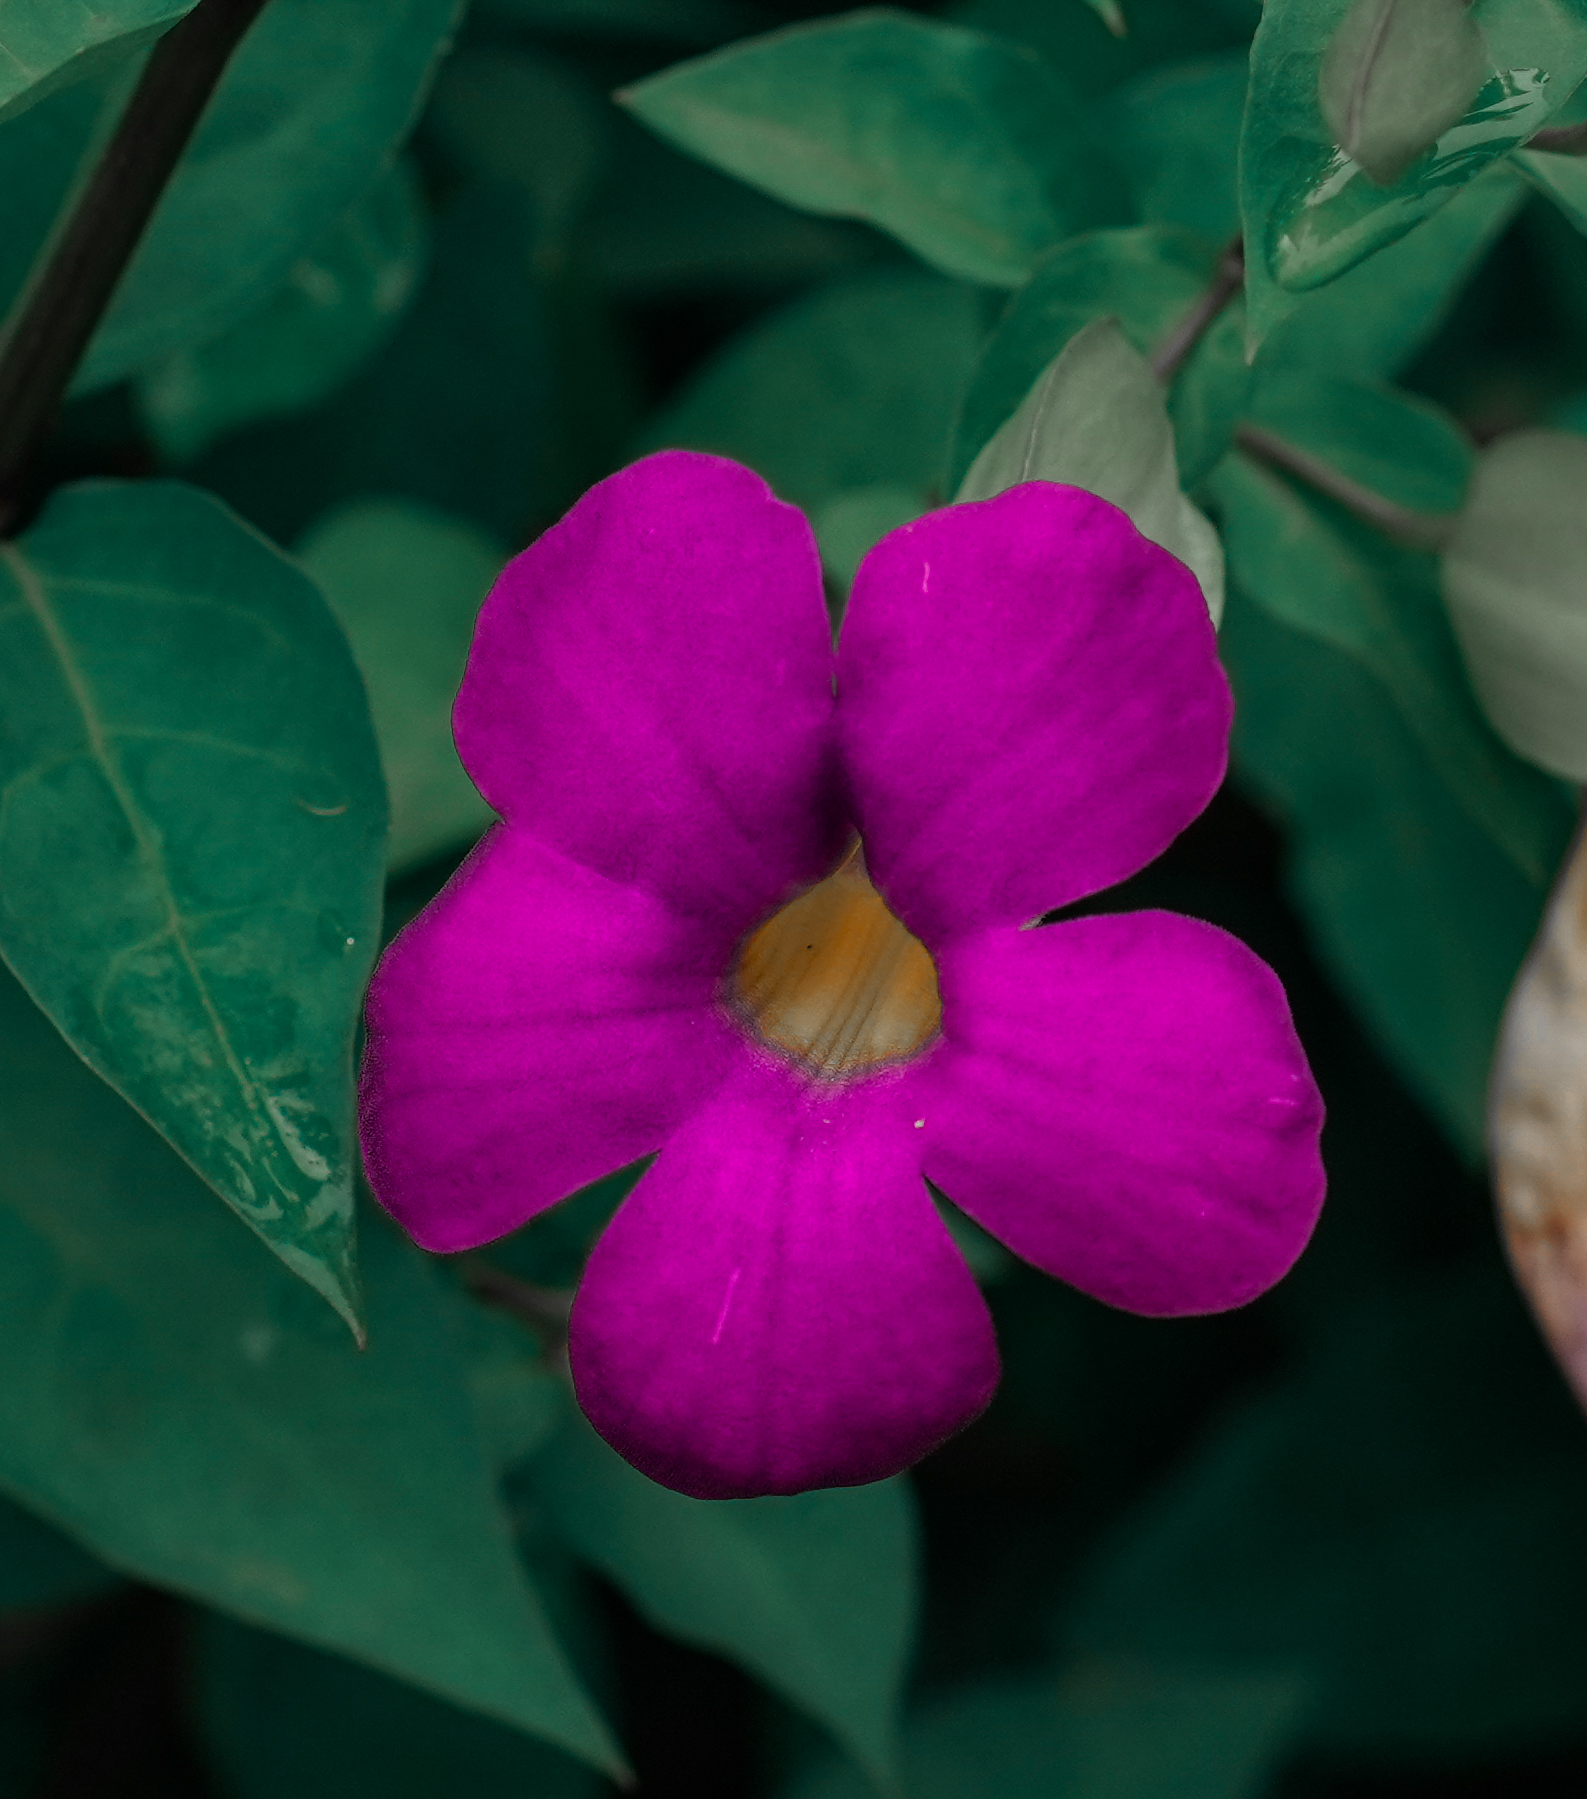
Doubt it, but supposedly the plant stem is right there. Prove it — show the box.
[1525,119,1587,156]
[460,1256,575,1355]
[1235,422,1459,551]
[0,0,271,532]
[1149,236,1245,382]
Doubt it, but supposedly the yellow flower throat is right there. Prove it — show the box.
[731,846,941,1079]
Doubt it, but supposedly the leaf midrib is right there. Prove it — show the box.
[1,540,274,1152]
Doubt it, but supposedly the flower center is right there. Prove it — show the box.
[730,845,941,1079]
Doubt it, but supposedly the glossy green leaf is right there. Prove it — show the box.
[957,317,1224,622]
[1219,585,1552,1155]
[1255,162,1525,377]
[0,962,623,1775]
[0,0,190,122]
[66,0,461,391]
[1211,427,1568,888]
[1240,0,1587,347]
[782,1666,1307,1799]
[619,8,1126,286]
[534,1411,916,1788]
[1441,428,1587,781]
[0,481,385,1329]
[296,499,502,873]
[1317,0,1488,186]
[948,226,1252,493]
[197,1613,604,1799]
[138,160,429,463]
[640,267,984,509]
[1067,1270,1587,1755]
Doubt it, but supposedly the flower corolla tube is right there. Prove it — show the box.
[359,450,1326,1500]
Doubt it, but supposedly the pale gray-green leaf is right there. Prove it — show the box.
[955,317,1223,623]
[296,499,501,872]
[1318,0,1488,186]
[0,482,386,1331]
[1442,429,1587,782]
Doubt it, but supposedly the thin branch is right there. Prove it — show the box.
[0,0,271,531]
[1525,118,1587,156]
[1235,422,1459,551]
[460,1256,575,1346]
[1149,236,1245,382]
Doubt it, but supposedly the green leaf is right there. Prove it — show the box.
[1112,51,1247,243]
[296,499,502,874]
[781,1665,1307,1799]
[811,485,927,591]
[70,0,462,391]
[1211,457,1562,889]
[1517,143,1587,231]
[639,267,985,510]
[1218,584,1552,1156]
[1317,0,1489,187]
[534,1411,916,1789]
[1240,0,1587,348]
[0,0,191,123]
[1067,1270,1587,1756]
[137,159,429,463]
[0,481,385,1330]
[1255,161,1525,377]
[947,226,1252,494]
[0,1494,117,1614]
[1081,0,1128,35]
[957,317,1224,622]
[1441,427,1587,781]
[197,1612,605,1799]
[619,8,1127,287]
[0,961,623,1776]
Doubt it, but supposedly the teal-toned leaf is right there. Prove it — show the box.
[1317,0,1488,186]
[68,0,462,391]
[1442,428,1587,781]
[0,962,623,1776]
[811,485,927,591]
[782,1665,1307,1799]
[0,481,385,1329]
[427,47,610,255]
[296,499,501,873]
[137,159,429,463]
[0,0,191,123]
[957,317,1224,621]
[1112,51,1247,243]
[197,1612,605,1799]
[1212,461,1562,890]
[619,8,1127,286]
[1067,1270,1587,1756]
[1240,0,1587,348]
[1518,143,1587,234]
[1082,0,1128,35]
[534,1411,916,1788]
[1219,584,1551,1155]
[1256,162,1525,377]
[947,226,1252,493]
[474,0,748,43]
[640,267,985,510]
[0,1494,117,1614]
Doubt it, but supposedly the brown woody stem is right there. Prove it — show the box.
[0,0,270,531]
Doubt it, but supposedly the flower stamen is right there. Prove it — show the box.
[731,845,941,1078]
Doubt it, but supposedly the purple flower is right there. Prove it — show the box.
[359,451,1325,1499]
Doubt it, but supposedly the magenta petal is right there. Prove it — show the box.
[456,451,842,932]
[568,1054,1000,1497]
[360,825,737,1252]
[836,484,1230,944]
[913,912,1325,1315]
